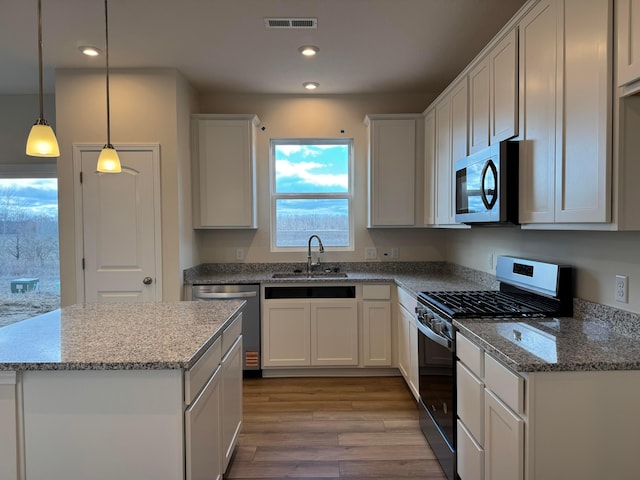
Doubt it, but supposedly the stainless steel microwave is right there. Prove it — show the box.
[454,140,519,225]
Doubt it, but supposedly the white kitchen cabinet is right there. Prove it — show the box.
[0,372,18,480]
[362,284,392,367]
[396,287,419,400]
[484,389,524,480]
[262,301,311,367]
[519,0,612,225]
[221,334,243,471]
[469,28,518,154]
[365,114,424,227]
[185,364,222,480]
[617,0,640,89]
[433,78,469,227]
[262,299,358,367]
[191,114,260,229]
[311,301,359,366]
[457,420,484,480]
[424,108,436,225]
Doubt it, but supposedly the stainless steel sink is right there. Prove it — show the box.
[271,272,348,279]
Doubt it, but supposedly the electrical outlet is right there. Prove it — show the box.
[365,247,377,260]
[235,248,245,261]
[391,247,399,260]
[615,275,628,303]
[487,253,494,270]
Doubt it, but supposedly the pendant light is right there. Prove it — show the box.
[96,0,121,173]
[26,0,60,157]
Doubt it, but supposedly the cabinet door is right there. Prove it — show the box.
[311,301,358,366]
[367,117,417,226]
[617,0,640,87]
[451,77,469,164]
[424,109,436,225]
[457,362,484,443]
[0,373,18,480]
[362,301,392,366]
[435,96,454,225]
[490,28,519,144]
[469,58,490,154]
[518,0,558,224]
[221,336,243,472]
[484,389,524,480]
[555,0,612,223]
[185,366,222,480]
[457,420,484,480]
[192,115,258,228]
[397,303,410,381]
[262,301,310,366]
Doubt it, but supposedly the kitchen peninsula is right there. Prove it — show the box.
[0,301,244,480]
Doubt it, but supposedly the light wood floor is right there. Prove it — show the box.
[225,376,447,480]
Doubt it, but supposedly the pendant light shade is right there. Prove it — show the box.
[97,0,121,173]
[96,145,121,173]
[26,0,60,157]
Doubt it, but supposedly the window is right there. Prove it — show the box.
[0,164,59,328]
[271,139,353,250]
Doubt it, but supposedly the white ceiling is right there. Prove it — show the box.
[0,0,526,96]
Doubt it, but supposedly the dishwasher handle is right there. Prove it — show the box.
[194,291,257,300]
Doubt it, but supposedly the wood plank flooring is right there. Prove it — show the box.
[225,376,447,480]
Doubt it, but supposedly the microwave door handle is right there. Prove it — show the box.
[480,160,498,210]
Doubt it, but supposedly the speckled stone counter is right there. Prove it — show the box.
[184,261,497,298]
[0,301,244,371]
[455,305,640,373]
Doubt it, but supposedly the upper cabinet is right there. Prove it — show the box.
[469,28,519,154]
[518,0,612,225]
[191,114,260,229]
[617,0,640,90]
[365,114,425,227]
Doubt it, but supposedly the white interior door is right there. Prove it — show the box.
[74,144,162,303]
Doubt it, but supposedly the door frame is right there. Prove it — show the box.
[72,143,163,302]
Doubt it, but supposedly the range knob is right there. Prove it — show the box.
[432,321,444,334]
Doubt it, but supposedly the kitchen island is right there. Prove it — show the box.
[0,301,244,480]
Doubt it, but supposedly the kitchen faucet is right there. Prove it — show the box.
[307,235,325,275]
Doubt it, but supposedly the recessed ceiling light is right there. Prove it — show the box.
[78,45,102,57]
[303,82,319,90]
[298,45,319,57]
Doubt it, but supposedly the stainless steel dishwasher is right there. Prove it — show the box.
[191,284,261,377]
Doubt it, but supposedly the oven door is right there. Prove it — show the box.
[417,320,456,480]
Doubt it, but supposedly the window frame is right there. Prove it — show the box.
[269,138,355,252]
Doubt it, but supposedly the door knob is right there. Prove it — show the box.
[143,277,153,285]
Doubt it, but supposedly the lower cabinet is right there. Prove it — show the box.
[362,284,392,366]
[0,372,18,480]
[18,311,244,480]
[263,299,358,367]
[397,287,419,400]
[484,389,524,480]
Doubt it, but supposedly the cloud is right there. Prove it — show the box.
[276,159,348,189]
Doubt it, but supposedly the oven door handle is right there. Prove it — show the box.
[415,316,453,350]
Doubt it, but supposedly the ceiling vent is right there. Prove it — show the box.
[264,17,318,29]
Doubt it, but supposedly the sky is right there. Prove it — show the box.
[0,178,58,218]
[275,144,349,194]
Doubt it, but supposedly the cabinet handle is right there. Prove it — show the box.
[143,277,153,285]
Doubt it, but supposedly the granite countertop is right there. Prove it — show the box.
[0,301,244,371]
[455,313,640,373]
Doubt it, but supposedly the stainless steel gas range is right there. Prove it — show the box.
[414,256,573,480]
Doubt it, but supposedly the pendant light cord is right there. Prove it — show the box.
[37,0,45,122]
[104,0,112,147]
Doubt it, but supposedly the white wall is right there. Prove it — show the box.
[0,94,56,166]
[195,92,447,264]
[445,228,640,314]
[55,68,198,305]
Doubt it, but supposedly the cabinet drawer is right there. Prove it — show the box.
[185,336,222,405]
[457,362,484,444]
[484,353,524,414]
[397,287,415,312]
[457,333,483,377]
[222,312,242,354]
[457,419,484,480]
[363,284,391,300]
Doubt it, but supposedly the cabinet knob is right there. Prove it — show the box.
[143,277,153,285]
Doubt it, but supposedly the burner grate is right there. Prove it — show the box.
[418,290,562,319]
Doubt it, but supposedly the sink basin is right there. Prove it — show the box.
[271,272,348,279]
